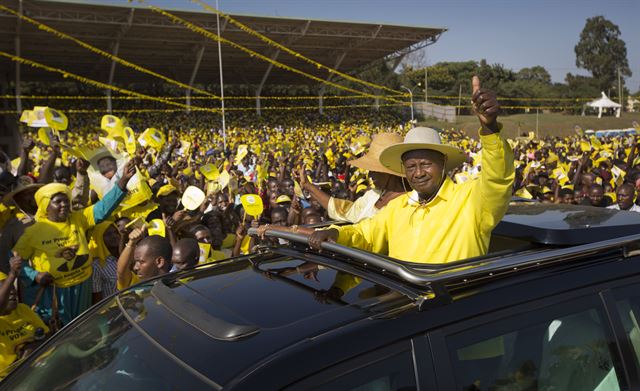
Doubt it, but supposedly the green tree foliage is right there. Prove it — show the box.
[516,66,551,84]
[574,16,632,91]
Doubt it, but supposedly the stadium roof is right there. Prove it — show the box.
[0,0,446,89]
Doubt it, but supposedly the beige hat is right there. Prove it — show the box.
[348,133,404,176]
[379,127,466,174]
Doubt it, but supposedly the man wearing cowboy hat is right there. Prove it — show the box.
[309,76,515,264]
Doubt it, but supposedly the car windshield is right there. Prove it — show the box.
[2,287,216,391]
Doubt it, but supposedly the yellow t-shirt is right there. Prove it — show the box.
[221,233,236,249]
[240,236,251,255]
[209,249,226,261]
[0,303,49,376]
[117,273,139,291]
[13,209,95,288]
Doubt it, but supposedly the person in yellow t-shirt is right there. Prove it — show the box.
[116,226,172,291]
[13,161,136,325]
[309,77,515,264]
[0,256,49,377]
[186,225,226,263]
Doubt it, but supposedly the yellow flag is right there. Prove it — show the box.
[234,144,249,165]
[199,164,220,181]
[580,140,591,152]
[138,128,166,150]
[218,170,230,190]
[148,219,166,237]
[123,127,137,156]
[514,188,533,199]
[101,115,125,140]
[240,194,264,217]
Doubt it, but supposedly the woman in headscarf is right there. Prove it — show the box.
[12,161,136,326]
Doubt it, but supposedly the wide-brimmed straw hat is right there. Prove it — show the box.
[348,133,404,176]
[379,127,466,174]
[3,180,44,216]
[3,176,42,203]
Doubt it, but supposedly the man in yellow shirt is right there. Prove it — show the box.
[116,226,172,290]
[309,76,514,264]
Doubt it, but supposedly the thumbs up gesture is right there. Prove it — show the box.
[471,76,500,133]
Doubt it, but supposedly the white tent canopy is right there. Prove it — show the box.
[586,92,622,118]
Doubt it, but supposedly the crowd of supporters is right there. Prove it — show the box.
[0,103,638,373]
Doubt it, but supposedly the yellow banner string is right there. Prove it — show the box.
[0,51,219,113]
[0,102,408,115]
[192,0,406,97]
[147,5,403,104]
[0,94,404,101]
[0,4,219,98]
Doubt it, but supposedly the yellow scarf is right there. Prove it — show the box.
[34,183,71,222]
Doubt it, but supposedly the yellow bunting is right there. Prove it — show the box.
[147,5,401,104]
[0,4,218,99]
[0,51,216,112]
[193,0,405,96]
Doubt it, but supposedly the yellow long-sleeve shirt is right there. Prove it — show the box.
[335,131,514,264]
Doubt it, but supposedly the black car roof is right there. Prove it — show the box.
[493,203,640,245]
[120,255,415,387]
[114,203,640,388]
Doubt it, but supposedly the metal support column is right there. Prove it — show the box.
[255,21,310,116]
[186,45,205,112]
[256,50,280,116]
[15,0,23,114]
[318,50,347,114]
[106,8,134,113]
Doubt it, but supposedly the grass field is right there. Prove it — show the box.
[418,112,640,139]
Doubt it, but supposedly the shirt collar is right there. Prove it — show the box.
[406,177,454,206]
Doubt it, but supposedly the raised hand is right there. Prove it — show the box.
[22,138,35,153]
[471,76,500,131]
[128,224,148,246]
[118,160,137,190]
[9,252,23,278]
[75,158,90,175]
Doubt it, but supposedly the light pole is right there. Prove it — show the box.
[401,85,414,122]
[216,0,227,152]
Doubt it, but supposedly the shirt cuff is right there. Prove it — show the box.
[478,124,504,148]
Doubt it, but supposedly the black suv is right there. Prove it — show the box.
[4,203,640,390]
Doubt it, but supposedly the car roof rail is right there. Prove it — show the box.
[249,228,640,310]
[151,280,260,341]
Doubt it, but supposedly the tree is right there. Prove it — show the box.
[574,16,632,92]
[516,66,551,84]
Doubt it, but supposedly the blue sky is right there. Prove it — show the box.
[58,0,640,91]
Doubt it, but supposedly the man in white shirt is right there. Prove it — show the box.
[607,183,640,212]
